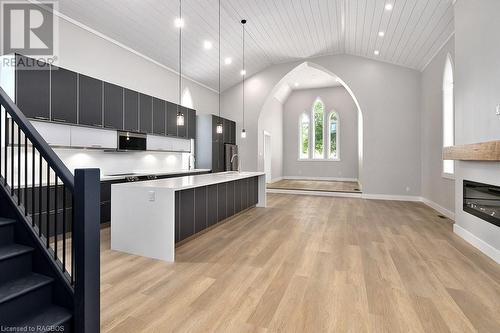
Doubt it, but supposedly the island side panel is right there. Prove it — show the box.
[111,185,176,262]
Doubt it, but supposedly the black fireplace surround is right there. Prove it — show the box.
[463,180,500,228]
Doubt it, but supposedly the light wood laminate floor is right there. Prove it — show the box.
[267,179,361,193]
[101,194,500,332]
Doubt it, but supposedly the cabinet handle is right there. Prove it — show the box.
[34,116,49,120]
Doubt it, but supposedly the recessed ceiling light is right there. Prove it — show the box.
[174,17,184,28]
[294,82,299,87]
[378,31,385,37]
[240,69,246,76]
[224,57,232,65]
[385,3,393,11]
[374,50,380,56]
[203,40,213,50]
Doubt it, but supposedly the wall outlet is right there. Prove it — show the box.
[148,191,156,202]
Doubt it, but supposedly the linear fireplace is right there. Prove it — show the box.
[463,180,500,228]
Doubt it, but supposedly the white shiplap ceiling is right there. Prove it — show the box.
[54,0,455,91]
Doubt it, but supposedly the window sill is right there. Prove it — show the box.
[442,172,455,180]
[297,158,341,162]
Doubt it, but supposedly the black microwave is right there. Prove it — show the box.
[117,131,147,151]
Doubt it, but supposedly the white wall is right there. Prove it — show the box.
[222,54,421,196]
[257,97,283,182]
[420,37,455,214]
[55,16,218,115]
[282,86,358,180]
[453,0,500,262]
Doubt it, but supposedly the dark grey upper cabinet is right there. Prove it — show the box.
[124,89,139,132]
[139,94,152,133]
[153,98,166,135]
[104,82,124,129]
[79,74,103,127]
[187,108,196,139]
[51,66,77,124]
[15,55,197,139]
[16,56,50,120]
[229,121,236,144]
[223,119,236,144]
[166,102,178,136]
[212,116,223,143]
[177,106,187,138]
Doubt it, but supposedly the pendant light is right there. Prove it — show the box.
[241,19,247,139]
[176,0,185,126]
[216,0,223,135]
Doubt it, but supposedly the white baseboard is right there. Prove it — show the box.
[453,224,500,264]
[283,176,359,182]
[421,197,455,220]
[361,193,422,202]
[266,189,362,198]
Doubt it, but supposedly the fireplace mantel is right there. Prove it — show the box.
[443,140,500,161]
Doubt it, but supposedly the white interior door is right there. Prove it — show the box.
[263,131,272,183]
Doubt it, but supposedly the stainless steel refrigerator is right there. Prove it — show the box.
[224,144,239,171]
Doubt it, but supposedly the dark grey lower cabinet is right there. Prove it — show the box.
[226,181,235,217]
[194,187,207,233]
[175,192,180,243]
[174,178,260,243]
[207,185,218,227]
[241,179,249,210]
[179,189,195,241]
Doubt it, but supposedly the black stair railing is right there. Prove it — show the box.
[0,87,99,333]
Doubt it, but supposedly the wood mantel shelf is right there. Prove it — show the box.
[443,140,500,161]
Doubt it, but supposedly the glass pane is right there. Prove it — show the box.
[313,101,324,158]
[443,57,454,174]
[300,114,309,159]
[330,118,337,159]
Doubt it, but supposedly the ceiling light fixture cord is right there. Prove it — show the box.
[177,0,183,123]
[218,0,221,123]
[242,19,245,131]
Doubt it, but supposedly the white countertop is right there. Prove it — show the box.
[112,171,265,190]
[101,169,211,181]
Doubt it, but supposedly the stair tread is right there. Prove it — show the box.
[0,217,16,227]
[0,244,33,261]
[14,305,72,330]
[0,273,53,304]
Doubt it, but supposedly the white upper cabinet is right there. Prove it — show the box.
[31,121,71,146]
[70,126,117,149]
[147,134,190,152]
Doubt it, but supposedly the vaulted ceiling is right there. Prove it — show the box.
[56,0,455,91]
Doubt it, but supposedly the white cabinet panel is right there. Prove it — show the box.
[147,135,191,152]
[31,121,71,146]
[71,126,117,149]
[171,137,191,152]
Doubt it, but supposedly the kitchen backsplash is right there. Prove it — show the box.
[54,148,191,177]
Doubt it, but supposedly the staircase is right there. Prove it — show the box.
[0,79,100,333]
[0,217,72,331]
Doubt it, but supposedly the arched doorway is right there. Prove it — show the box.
[257,62,364,188]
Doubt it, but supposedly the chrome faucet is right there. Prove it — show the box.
[230,154,240,172]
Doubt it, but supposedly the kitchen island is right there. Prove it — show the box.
[110,172,266,262]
